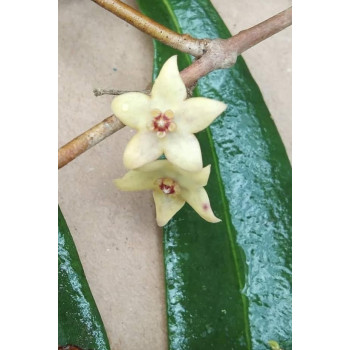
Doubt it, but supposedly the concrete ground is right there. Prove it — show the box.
[58,1,291,349]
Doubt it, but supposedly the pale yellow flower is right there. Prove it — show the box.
[111,55,227,172]
[114,160,221,226]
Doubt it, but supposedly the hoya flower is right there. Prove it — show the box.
[114,160,220,226]
[111,55,227,172]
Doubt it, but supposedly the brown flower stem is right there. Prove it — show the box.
[91,0,207,57]
[59,6,291,170]
[58,115,124,169]
[232,7,292,55]
[180,7,292,87]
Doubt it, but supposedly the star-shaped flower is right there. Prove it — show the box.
[114,160,221,226]
[111,55,227,172]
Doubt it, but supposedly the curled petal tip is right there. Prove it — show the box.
[156,218,167,227]
[210,216,222,224]
[113,178,128,191]
[113,179,121,188]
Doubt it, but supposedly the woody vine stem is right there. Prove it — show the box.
[58,0,292,169]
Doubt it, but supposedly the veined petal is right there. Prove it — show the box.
[113,170,156,191]
[164,132,202,172]
[111,92,151,129]
[153,190,185,226]
[181,187,221,223]
[123,131,163,169]
[150,56,187,110]
[175,97,227,133]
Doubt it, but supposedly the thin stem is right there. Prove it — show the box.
[180,7,292,87]
[58,115,124,169]
[92,0,207,57]
[233,7,292,55]
[93,88,150,96]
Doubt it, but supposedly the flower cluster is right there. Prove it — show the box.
[112,56,227,226]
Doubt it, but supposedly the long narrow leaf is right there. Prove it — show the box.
[58,206,111,350]
[137,1,292,349]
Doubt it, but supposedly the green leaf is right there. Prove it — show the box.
[58,206,110,350]
[137,1,292,350]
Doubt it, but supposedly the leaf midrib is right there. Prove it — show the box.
[157,0,252,348]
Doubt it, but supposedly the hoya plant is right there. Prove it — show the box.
[59,1,292,349]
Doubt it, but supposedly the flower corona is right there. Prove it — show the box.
[149,109,177,138]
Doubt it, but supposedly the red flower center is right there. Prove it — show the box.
[149,109,176,138]
[153,114,171,132]
[156,178,180,195]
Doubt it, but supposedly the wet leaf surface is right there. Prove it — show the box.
[58,207,110,350]
[137,1,292,349]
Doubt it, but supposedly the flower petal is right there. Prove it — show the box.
[181,187,221,223]
[153,191,185,226]
[137,159,171,173]
[113,170,156,191]
[176,165,211,189]
[150,56,187,110]
[111,92,151,129]
[123,131,163,169]
[138,161,210,189]
[175,97,227,133]
[164,132,203,172]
